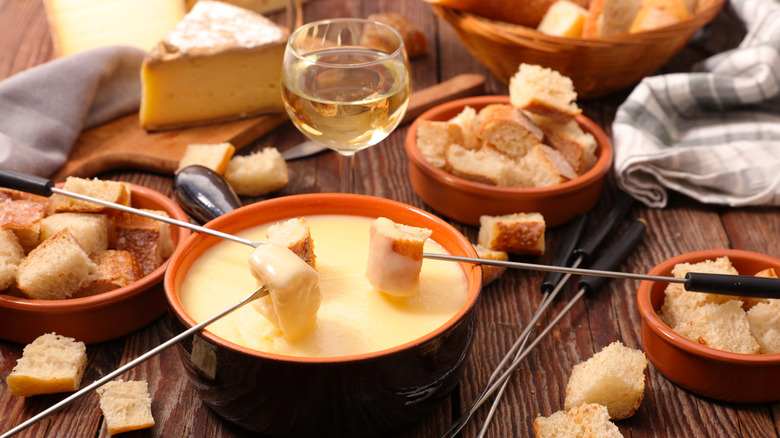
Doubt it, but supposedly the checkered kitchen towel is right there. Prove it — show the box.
[613,0,780,208]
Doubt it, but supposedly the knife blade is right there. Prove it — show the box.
[279,73,486,161]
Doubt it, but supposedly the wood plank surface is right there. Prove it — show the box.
[2,1,779,438]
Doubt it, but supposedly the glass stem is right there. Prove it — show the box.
[339,152,356,193]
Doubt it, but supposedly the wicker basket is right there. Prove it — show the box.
[433,0,725,98]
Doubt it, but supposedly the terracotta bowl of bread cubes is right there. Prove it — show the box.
[0,182,189,345]
[406,95,612,227]
[637,249,780,403]
[164,193,482,437]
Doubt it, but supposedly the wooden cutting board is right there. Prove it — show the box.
[52,73,486,181]
[52,112,288,181]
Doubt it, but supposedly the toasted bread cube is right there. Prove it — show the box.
[444,144,509,186]
[52,177,131,213]
[447,105,480,150]
[267,217,316,268]
[528,112,598,175]
[509,63,581,123]
[112,210,172,276]
[674,300,760,354]
[175,142,236,175]
[0,199,46,252]
[478,212,546,255]
[6,332,87,397]
[365,217,432,297]
[97,380,155,435]
[478,104,543,159]
[533,403,623,438]
[564,341,648,420]
[224,148,288,196]
[75,250,144,297]
[41,212,109,255]
[0,228,25,290]
[15,229,98,300]
[415,119,465,168]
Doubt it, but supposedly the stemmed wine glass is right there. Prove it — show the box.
[281,18,412,193]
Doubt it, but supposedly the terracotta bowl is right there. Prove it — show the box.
[405,95,612,227]
[0,183,190,345]
[637,249,780,403]
[164,193,482,437]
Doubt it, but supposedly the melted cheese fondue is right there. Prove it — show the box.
[180,215,469,358]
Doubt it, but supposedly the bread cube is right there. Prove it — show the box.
[478,212,546,255]
[747,300,780,354]
[447,105,480,150]
[175,142,236,175]
[52,177,131,213]
[0,228,24,291]
[15,228,98,300]
[473,244,508,286]
[75,250,144,297]
[415,119,464,169]
[267,217,316,268]
[0,199,47,252]
[674,300,760,354]
[533,403,623,438]
[528,112,598,175]
[6,332,87,397]
[97,380,155,435]
[224,147,289,196]
[564,341,647,420]
[365,217,432,297]
[509,63,581,123]
[41,212,109,255]
[112,209,173,276]
[444,144,510,186]
[477,104,543,159]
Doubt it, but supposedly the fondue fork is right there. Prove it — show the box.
[2,169,780,298]
[0,285,268,438]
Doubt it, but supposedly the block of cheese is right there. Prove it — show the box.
[140,1,289,131]
[43,0,185,57]
[185,0,309,14]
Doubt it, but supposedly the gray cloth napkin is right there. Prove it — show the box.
[0,46,146,178]
[613,0,780,208]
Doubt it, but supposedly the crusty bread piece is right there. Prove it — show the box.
[478,212,546,255]
[674,300,760,354]
[478,104,543,159]
[512,143,578,188]
[658,256,740,328]
[747,299,780,354]
[509,63,581,123]
[75,250,144,297]
[564,341,648,420]
[267,217,316,268]
[527,112,598,175]
[444,144,511,185]
[448,106,481,150]
[365,217,432,297]
[112,209,172,276]
[366,12,427,57]
[6,332,87,397]
[629,0,690,33]
[40,212,109,255]
[0,228,25,291]
[533,403,623,438]
[474,244,508,286]
[537,0,589,37]
[583,0,642,37]
[15,229,98,300]
[97,380,155,435]
[224,147,289,196]
[52,177,131,213]
[0,199,46,253]
[416,119,465,168]
[175,142,236,175]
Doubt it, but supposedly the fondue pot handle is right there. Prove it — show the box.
[0,169,54,196]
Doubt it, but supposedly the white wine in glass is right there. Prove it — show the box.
[281,18,411,193]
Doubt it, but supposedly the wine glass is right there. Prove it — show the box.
[281,18,412,193]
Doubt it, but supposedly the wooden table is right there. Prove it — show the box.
[2,1,779,437]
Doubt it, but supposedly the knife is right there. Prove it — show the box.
[280,73,486,161]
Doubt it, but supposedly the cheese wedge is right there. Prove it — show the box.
[43,0,185,57]
[140,1,289,131]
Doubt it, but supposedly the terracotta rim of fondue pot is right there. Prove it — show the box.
[164,193,483,363]
[637,249,780,403]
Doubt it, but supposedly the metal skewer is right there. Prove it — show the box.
[0,286,268,438]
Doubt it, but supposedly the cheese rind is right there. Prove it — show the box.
[140,1,289,131]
